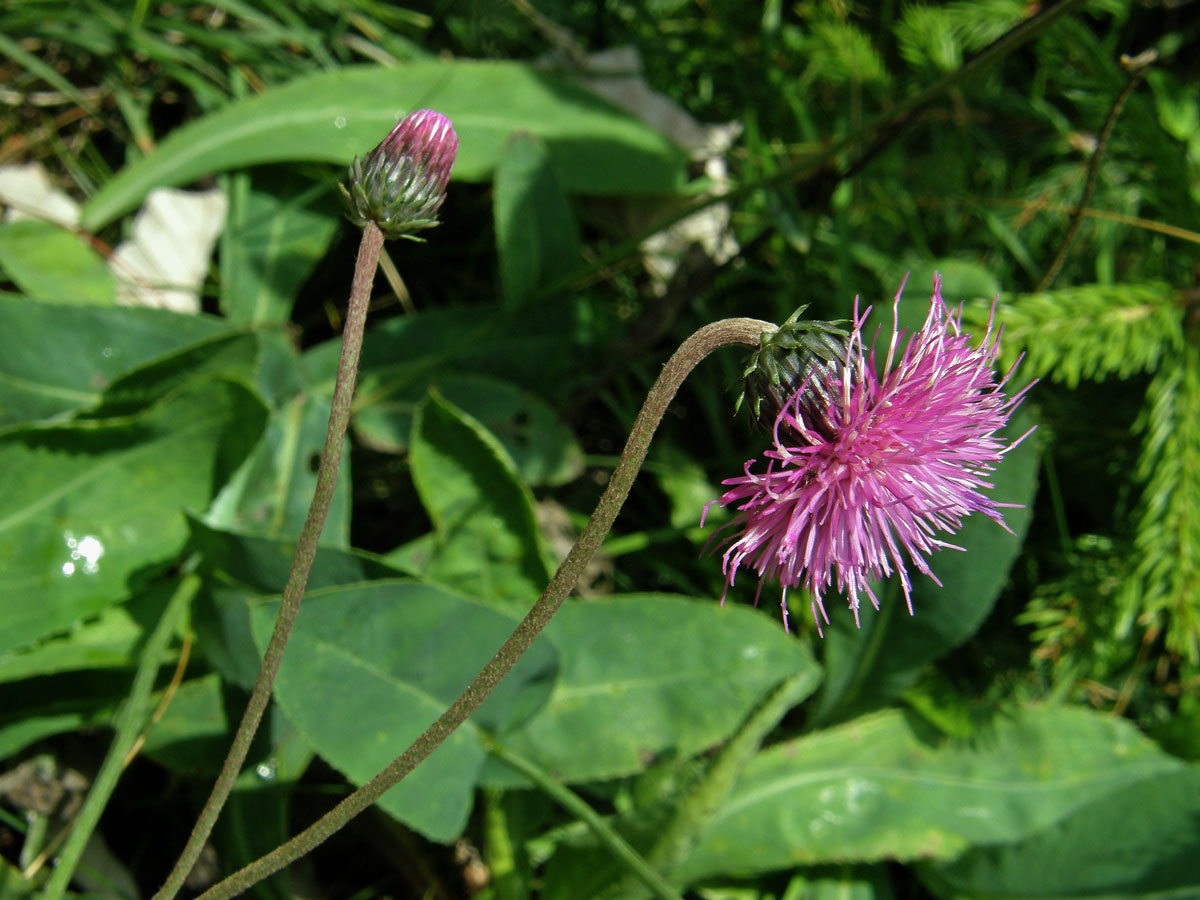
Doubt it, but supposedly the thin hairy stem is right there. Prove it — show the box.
[153,222,384,900]
[194,316,776,900]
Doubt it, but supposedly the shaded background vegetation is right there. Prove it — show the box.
[1,1,1199,898]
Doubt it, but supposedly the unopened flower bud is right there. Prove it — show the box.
[340,109,458,240]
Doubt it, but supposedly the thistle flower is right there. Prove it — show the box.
[705,274,1032,633]
[340,108,458,240]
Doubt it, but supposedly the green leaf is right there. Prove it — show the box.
[219,168,340,324]
[140,673,230,774]
[494,132,582,310]
[814,409,1039,725]
[676,706,1183,881]
[249,580,558,841]
[222,391,352,543]
[82,326,349,542]
[188,518,410,689]
[86,330,262,418]
[496,594,819,784]
[0,604,141,685]
[895,259,1001,308]
[399,390,551,605]
[0,220,114,305]
[80,61,689,230]
[0,297,232,427]
[926,765,1200,899]
[353,373,584,487]
[0,379,267,656]
[0,669,125,759]
[305,303,580,409]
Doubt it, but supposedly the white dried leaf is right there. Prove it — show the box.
[0,162,81,228]
[572,46,742,292]
[109,187,227,314]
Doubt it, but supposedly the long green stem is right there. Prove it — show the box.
[153,222,385,900]
[41,575,198,900]
[484,737,684,900]
[194,316,775,900]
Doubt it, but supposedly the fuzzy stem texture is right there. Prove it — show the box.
[193,316,775,900]
[153,222,385,900]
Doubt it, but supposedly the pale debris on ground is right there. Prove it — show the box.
[0,162,227,314]
[575,46,742,293]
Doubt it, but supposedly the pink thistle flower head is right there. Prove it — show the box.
[341,108,458,240]
[705,274,1032,634]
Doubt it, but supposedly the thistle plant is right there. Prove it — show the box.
[151,108,459,900]
[707,275,1033,632]
[17,4,1199,899]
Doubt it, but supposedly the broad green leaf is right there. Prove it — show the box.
[0,379,267,656]
[496,594,819,784]
[0,220,114,305]
[86,330,262,417]
[189,517,407,594]
[140,673,230,774]
[925,765,1200,899]
[654,444,723,530]
[83,326,346,541]
[675,706,1182,880]
[814,410,1039,725]
[537,671,822,900]
[219,168,340,324]
[353,373,584,487]
[0,604,141,685]
[80,61,689,231]
[249,581,558,841]
[305,303,581,408]
[399,390,551,605]
[494,132,581,309]
[0,297,231,427]
[895,259,1002,308]
[0,669,125,759]
[222,391,351,543]
[188,518,410,689]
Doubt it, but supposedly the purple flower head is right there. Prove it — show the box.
[341,108,458,240]
[705,274,1032,633]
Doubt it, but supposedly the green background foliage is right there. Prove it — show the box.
[1,1,1198,898]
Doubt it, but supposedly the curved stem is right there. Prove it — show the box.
[153,222,385,900]
[194,316,776,900]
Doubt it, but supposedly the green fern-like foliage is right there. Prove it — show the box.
[1128,346,1200,662]
[975,283,1183,387]
[970,283,1200,669]
[805,20,890,87]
